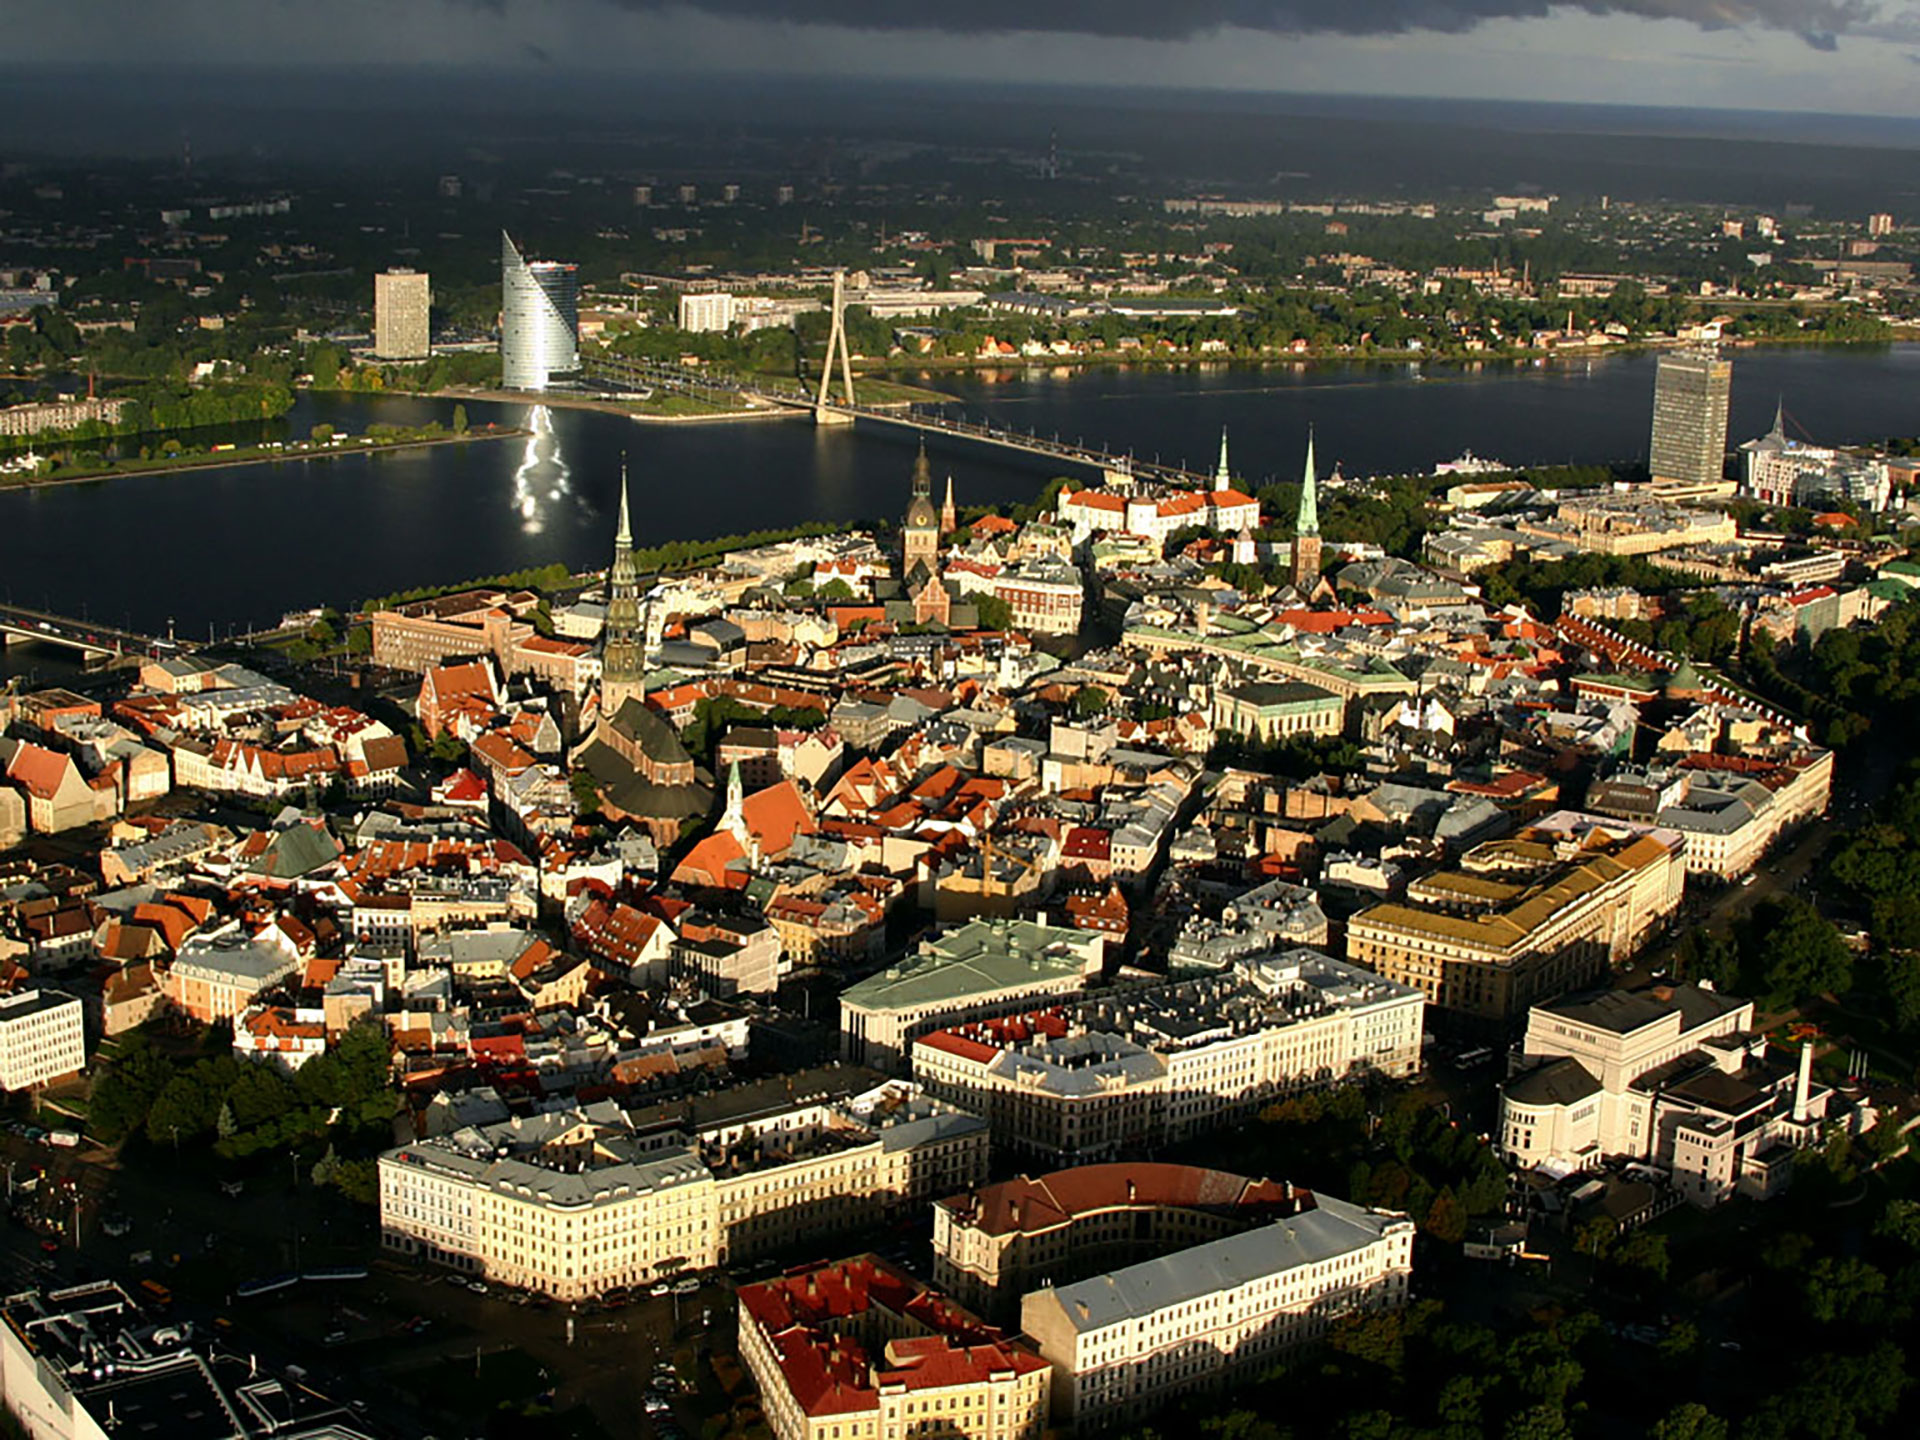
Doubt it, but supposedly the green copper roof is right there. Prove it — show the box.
[1297,429,1320,537]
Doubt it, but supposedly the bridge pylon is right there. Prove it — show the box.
[813,268,857,427]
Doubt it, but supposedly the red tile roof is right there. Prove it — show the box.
[737,1257,1041,1420]
[938,1162,1305,1237]
[5,741,74,800]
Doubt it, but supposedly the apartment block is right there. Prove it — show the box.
[373,268,431,360]
[0,989,85,1091]
[1652,750,1834,881]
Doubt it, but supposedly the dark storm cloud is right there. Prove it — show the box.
[583,0,1878,48]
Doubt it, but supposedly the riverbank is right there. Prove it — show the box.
[0,424,527,493]
[836,333,1905,382]
[435,376,950,423]
[438,384,808,423]
[4,344,1914,638]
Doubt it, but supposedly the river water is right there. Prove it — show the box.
[1,345,1916,645]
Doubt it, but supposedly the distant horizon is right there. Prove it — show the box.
[7,67,1920,159]
[11,63,1920,130]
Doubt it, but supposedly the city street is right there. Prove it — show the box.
[0,1128,739,1440]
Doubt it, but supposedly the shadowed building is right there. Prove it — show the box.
[1649,348,1732,489]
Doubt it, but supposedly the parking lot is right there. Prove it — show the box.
[0,1123,757,1440]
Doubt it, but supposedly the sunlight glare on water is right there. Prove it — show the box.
[512,404,573,532]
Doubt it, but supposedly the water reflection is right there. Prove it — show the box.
[512,404,573,532]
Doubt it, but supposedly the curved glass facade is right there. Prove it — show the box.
[501,231,579,392]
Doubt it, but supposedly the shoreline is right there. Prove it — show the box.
[435,385,799,421]
[433,383,940,423]
[0,425,528,494]
[852,334,1912,382]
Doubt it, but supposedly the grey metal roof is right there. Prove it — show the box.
[1036,1192,1405,1333]
[1504,1056,1603,1107]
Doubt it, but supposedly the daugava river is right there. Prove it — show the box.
[3,345,1918,643]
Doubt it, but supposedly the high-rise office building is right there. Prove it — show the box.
[1648,348,1732,489]
[500,232,579,392]
[372,268,431,360]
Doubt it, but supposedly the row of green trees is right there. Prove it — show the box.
[1127,1119,1920,1440]
[0,378,296,453]
[88,1021,397,1201]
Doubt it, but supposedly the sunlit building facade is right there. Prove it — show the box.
[373,268,431,360]
[501,231,579,391]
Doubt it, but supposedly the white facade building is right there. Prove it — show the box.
[1021,1191,1414,1430]
[913,950,1423,1164]
[381,1078,988,1298]
[677,291,736,333]
[1498,985,1830,1206]
[0,990,84,1091]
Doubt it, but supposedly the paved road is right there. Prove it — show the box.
[1629,817,1834,982]
[0,1129,738,1439]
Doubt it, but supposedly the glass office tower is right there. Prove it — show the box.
[501,231,580,391]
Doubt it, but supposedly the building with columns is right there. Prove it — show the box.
[1498,984,1830,1206]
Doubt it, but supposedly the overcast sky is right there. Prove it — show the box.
[17,0,1920,116]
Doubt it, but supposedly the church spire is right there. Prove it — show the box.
[941,474,956,534]
[911,435,932,499]
[1215,426,1230,487]
[1297,427,1320,537]
[600,453,645,717]
[615,455,632,547]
